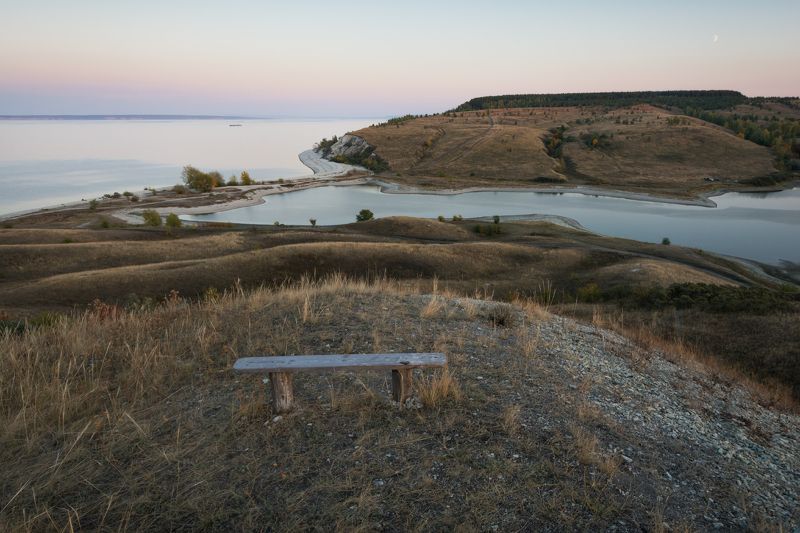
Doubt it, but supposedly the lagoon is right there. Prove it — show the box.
[183,185,800,266]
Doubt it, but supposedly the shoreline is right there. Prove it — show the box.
[2,146,797,224]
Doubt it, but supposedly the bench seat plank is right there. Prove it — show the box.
[233,353,446,374]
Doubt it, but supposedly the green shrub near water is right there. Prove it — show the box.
[142,210,162,227]
[165,213,182,228]
[356,209,374,222]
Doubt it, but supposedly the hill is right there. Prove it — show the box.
[2,217,798,404]
[347,92,799,197]
[1,277,797,530]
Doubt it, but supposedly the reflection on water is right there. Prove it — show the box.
[184,185,800,265]
[0,118,377,213]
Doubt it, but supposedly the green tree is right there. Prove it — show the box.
[309,218,317,226]
[356,209,374,222]
[182,166,213,192]
[141,210,162,227]
[240,170,253,185]
[227,175,239,186]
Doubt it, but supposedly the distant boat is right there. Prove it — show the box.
[229,123,243,127]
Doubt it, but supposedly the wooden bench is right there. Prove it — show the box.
[233,352,446,413]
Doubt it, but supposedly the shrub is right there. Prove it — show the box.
[100,219,110,229]
[89,199,99,210]
[172,184,187,194]
[662,237,671,245]
[437,215,445,222]
[165,213,182,228]
[122,191,133,197]
[309,218,317,226]
[487,303,515,327]
[227,175,239,186]
[452,214,463,221]
[474,224,502,236]
[240,170,253,185]
[493,215,500,224]
[129,194,139,202]
[142,210,162,226]
[577,282,602,302]
[356,209,374,222]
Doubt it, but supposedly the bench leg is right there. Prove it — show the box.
[391,368,413,403]
[269,372,294,413]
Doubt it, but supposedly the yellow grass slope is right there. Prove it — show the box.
[354,106,776,195]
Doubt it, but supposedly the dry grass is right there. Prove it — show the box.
[501,405,521,435]
[417,368,462,408]
[354,106,776,196]
[589,307,798,412]
[0,274,794,530]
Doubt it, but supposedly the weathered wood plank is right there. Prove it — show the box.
[391,368,413,403]
[269,372,294,413]
[233,353,446,373]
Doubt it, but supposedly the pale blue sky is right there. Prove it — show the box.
[1,0,797,116]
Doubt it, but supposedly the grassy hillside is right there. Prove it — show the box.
[2,218,798,402]
[1,277,798,530]
[353,104,780,196]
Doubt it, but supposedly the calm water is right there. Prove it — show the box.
[184,185,800,265]
[0,118,376,214]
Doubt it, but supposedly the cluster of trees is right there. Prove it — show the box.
[454,90,748,112]
[181,167,254,192]
[141,210,182,228]
[315,136,338,156]
[543,126,570,158]
[332,152,390,173]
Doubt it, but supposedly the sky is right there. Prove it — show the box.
[1,0,798,117]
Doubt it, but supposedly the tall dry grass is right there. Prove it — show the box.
[2,274,442,529]
[590,307,798,412]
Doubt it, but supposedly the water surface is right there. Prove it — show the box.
[184,185,800,265]
[0,118,376,214]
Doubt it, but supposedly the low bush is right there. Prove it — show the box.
[356,209,374,222]
[142,210,162,227]
[165,213,182,228]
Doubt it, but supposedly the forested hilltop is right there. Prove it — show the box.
[453,90,798,112]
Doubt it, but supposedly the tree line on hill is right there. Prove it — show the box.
[453,90,750,112]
